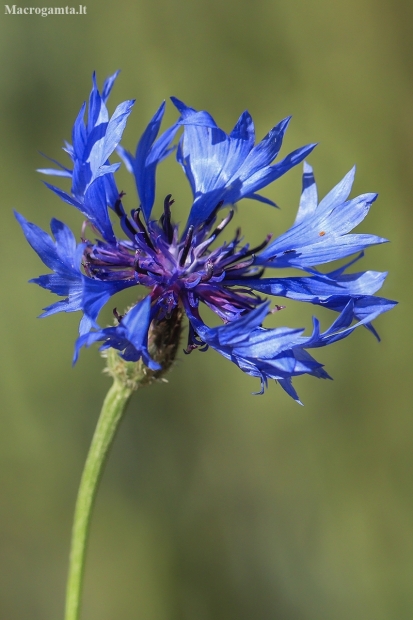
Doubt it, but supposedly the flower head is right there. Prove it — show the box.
[17,72,396,402]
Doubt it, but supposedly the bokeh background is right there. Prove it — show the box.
[0,1,411,618]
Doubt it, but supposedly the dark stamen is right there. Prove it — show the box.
[81,260,92,277]
[184,323,208,353]
[204,200,224,229]
[122,215,139,238]
[226,255,256,271]
[113,192,126,217]
[113,193,142,243]
[179,225,194,266]
[241,234,273,259]
[220,227,242,260]
[132,208,155,251]
[210,209,235,240]
[113,308,123,322]
[195,211,234,258]
[233,267,265,280]
[81,220,89,241]
[183,344,197,354]
[134,259,148,275]
[201,260,214,281]
[134,258,161,280]
[159,194,174,243]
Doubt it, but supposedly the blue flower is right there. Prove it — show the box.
[17,73,396,401]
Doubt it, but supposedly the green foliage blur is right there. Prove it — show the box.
[0,1,411,618]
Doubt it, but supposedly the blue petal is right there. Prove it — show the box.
[229,266,396,336]
[244,193,279,207]
[39,295,83,317]
[119,297,157,363]
[257,165,386,269]
[277,378,303,404]
[16,213,89,320]
[191,302,270,347]
[119,103,179,221]
[103,173,121,209]
[258,234,387,268]
[186,299,390,401]
[40,73,132,208]
[174,100,316,230]
[44,182,84,209]
[81,178,116,243]
[293,161,318,225]
[81,276,136,324]
[38,151,73,173]
[72,102,87,161]
[172,97,218,128]
[236,116,291,178]
[239,143,317,199]
[50,218,77,264]
[234,327,305,359]
[30,273,75,296]
[301,301,385,348]
[88,99,135,180]
[44,178,116,244]
[87,72,109,133]
[230,110,255,147]
[73,327,109,363]
[318,166,355,213]
[228,269,388,300]
[73,296,160,370]
[15,211,63,272]
[101,70,120,103]
[37,168,72,178]
[134,102,166,219]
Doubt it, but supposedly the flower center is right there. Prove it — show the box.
[82,194,271,322]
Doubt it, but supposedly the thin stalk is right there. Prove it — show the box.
[64,380,133,620]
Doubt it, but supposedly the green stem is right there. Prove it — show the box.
[64,380,133,620]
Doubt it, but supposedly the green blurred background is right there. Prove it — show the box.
[0,1,411,618]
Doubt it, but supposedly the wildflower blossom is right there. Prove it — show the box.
[16,72,396,401]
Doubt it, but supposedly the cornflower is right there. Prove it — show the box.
[17,72,395,402]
